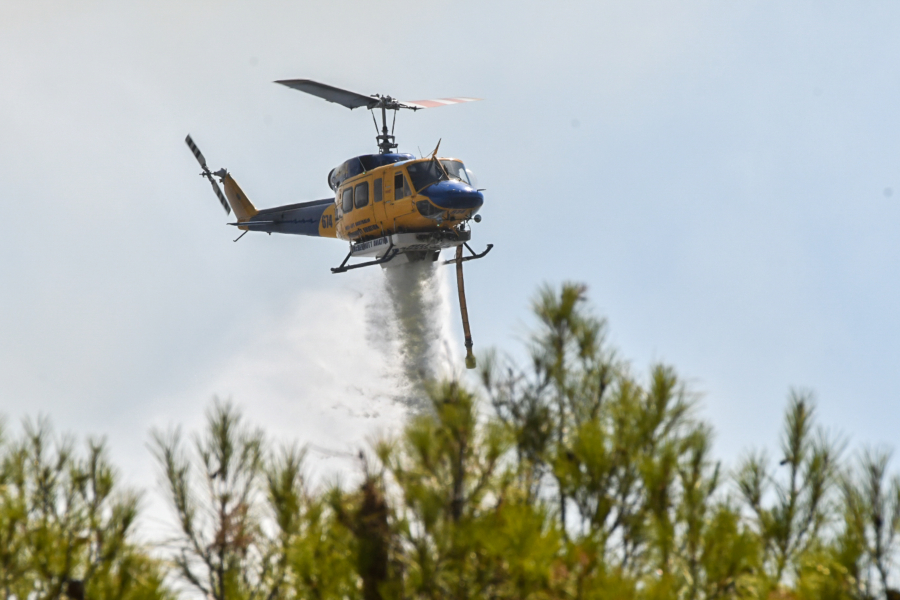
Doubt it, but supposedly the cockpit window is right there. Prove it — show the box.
[407,159,471,192]
[407,160,445,192]
[341,187,353,212]
[440,160,471,185]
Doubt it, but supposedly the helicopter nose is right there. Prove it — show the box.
[423,181,484,210]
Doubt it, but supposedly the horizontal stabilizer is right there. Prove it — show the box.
[228,220,275,227]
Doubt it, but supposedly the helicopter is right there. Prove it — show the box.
[185,79,491,368]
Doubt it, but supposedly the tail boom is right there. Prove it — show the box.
[229,199,337,238]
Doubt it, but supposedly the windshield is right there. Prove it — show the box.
[406,160,444,192]
[440,160,470,185]
[406,159,472,192]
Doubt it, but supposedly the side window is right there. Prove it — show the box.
[341,187,353,212]
[354,181,369,208]
[394,173,411,200]
[374,178,383,202]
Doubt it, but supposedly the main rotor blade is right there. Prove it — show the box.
[275,79,378,110]
[401,97,482,109]
[185,134,207,169]
[208,176,231,215]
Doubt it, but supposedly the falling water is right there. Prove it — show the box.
[365,259,459,408]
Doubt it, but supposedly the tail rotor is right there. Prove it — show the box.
[185,134,231,215]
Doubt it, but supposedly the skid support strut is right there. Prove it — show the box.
[331,244,398,274]
[442,242,493,265]
[455,245,476,369]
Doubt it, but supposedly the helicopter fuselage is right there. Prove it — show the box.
[325,153,483,243]
[220,152,484,265]
[210,150,484,271]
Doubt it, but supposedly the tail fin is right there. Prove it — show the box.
[220,173,259,222]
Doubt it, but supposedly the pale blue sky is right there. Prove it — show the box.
[2,1,900,508]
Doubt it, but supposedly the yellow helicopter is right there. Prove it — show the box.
[185,79,491,368]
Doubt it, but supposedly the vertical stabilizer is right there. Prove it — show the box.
[221,174,259,222]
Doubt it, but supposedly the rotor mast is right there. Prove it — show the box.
[373,95,416,154]
[377,103,395,153]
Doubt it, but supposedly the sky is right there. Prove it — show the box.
[3,0,900,531]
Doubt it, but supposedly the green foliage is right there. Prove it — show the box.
[736,391,843,594]
[374,380,559,599]
[0,416,170,600]
[13,281,900,600]
[287,488,359,600]
[207,281,892,600]
[836,447,900,598]
[151,398,291,600]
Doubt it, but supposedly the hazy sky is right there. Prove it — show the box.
[3,0,900,524]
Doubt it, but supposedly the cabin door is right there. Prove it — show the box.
[384,169,415,234]
[347,179,377,240]
[371,176,388,236]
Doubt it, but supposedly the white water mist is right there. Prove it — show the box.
[366,259,460,408]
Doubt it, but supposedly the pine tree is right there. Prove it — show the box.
[0,416,170,600]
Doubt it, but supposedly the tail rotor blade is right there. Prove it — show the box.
[185,133,230,215]
[208,177,231,215]
[185,134,208,169]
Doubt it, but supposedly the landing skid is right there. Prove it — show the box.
[441,242,493,266]
[331,243,492,274]
[331,247,400,274]
[330,231,492,274]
